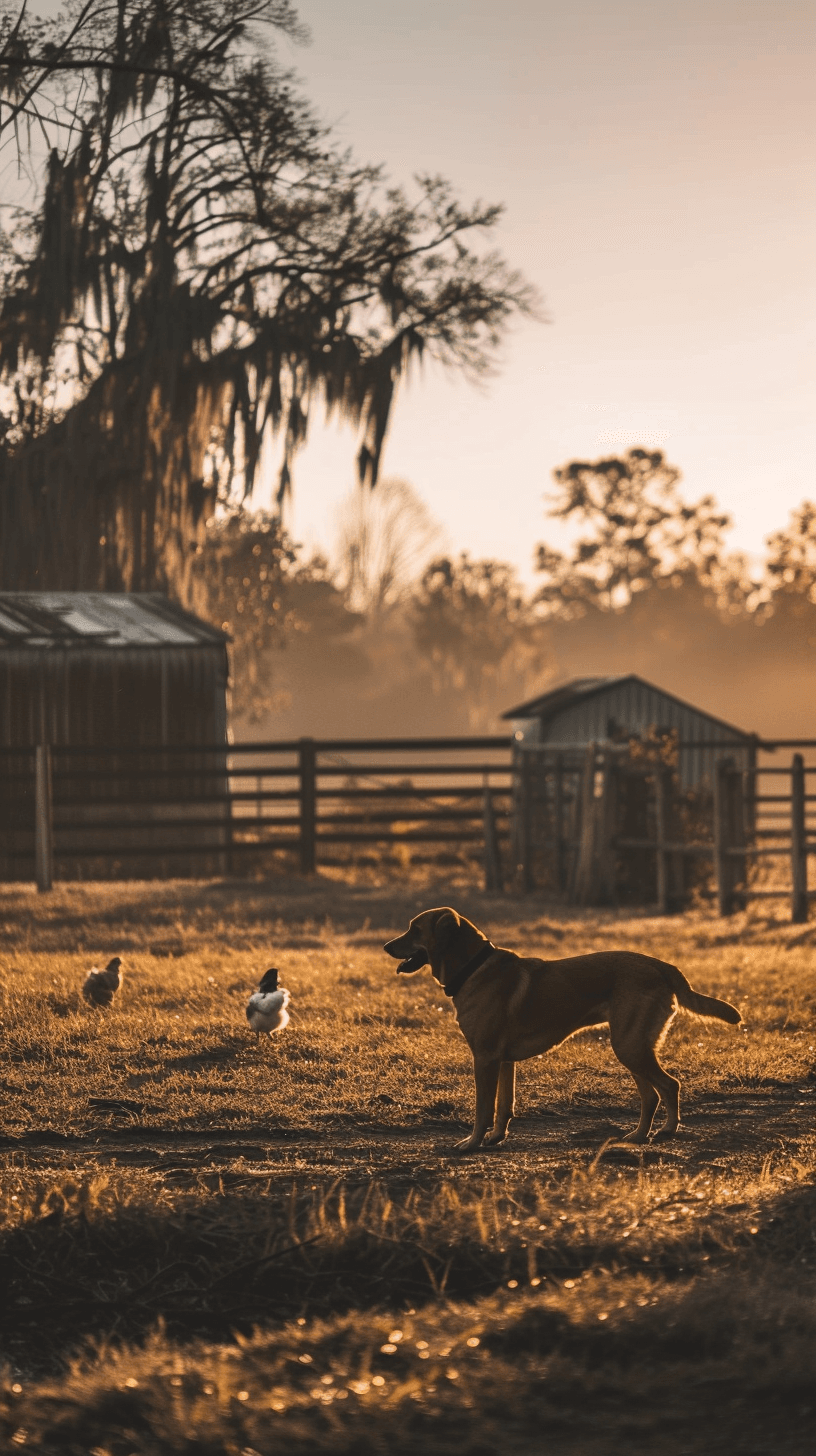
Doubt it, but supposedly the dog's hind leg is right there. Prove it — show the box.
[454,1057,501,1153]
[610,995,680,1143]
[615,1047,681,1143]
[618,1071,660,1144]
[646,1050,681,1139]
[483,1061,515,1146]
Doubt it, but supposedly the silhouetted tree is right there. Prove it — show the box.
[535,448,731,615]
[0,1,535,599]
[765,501,816,608]
[410,553,543,727]
[334,477,440,618]
[194,510,358,721]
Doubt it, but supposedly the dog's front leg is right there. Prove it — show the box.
[483,1061,515,1146]
[454,1057,501,1153]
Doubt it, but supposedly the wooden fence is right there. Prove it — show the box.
[514,740,816,923]
[3,734,814,921]
[1,736,512,891]
[622,751,816,923]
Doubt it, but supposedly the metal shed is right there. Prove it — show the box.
[0,593,229,879]
[0,592,228,745]
[502,674,756,789]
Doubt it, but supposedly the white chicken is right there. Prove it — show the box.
[246,967,290,1038]
[82,956,124,1008]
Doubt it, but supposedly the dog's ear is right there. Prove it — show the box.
[434,908,460,952]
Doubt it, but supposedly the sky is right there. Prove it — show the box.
[264,0,816,583]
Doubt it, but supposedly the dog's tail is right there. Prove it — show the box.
[659,961,741,1024]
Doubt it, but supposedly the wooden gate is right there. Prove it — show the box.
[512,739,815,922]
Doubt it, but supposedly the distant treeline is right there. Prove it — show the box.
[195,453,816,740]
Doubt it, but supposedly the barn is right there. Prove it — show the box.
[0,592,229,879]
[502,674,757,906]
[502,674,756,789]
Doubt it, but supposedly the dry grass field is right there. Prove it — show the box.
[1,871,815,1454]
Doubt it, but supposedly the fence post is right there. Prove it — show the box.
[574,743,616,906]
[34,743,54,893]
[791,752,807,924]
[714,756,733,916]
[224,750,234,877]
[743,741,757,841]
[482,776,503,893]
[554,753,565,890]
[516,750,533,892]
[298,737,316,875]
[655,766,670,915]
[573,743,596,905]
[597,750,618,904]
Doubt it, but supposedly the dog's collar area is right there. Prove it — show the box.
[443,940,496,999]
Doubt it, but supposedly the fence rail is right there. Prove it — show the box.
[0,736,513,890]
[512,742,816,923]
[2,733,814,920]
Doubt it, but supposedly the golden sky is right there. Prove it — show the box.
[279,0,816,582]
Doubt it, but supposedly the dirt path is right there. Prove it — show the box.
[3,1083,813,1185]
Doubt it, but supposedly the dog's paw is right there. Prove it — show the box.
[651,1123,681,1141]
[482,1129,507,1147]
[452,1136,483,1155]
[618,1130,650,1145]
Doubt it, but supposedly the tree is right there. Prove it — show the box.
[410,553,543,727]
[0,1,536,599]
[534,448,731,615]
[193,508,298,645]
[194,509,359,722]
[334,476,440,618]
[765,501,816,608]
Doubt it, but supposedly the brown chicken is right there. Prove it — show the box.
[82,956,124,1008]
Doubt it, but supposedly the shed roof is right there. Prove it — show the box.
[502,674,754,741]
[0,593,227,650]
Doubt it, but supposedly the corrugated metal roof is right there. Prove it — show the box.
[503,677,618,722]
[502,674,754,740]
[0,593,228,650]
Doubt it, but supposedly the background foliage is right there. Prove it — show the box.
[199,451,816,737]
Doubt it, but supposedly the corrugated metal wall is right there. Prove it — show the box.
[525,681,750,788]
[0,644,227,747]
[0,644,229,879]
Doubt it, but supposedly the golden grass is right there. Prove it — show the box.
[2,877,814,1139]
[1,875,815,1452]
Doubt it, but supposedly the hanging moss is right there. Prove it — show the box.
[0,1,536,600]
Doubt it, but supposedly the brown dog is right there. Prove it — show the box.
[384,907,741,1152]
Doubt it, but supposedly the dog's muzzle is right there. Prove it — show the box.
[383,937,428,975]
[394,949,428,974]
